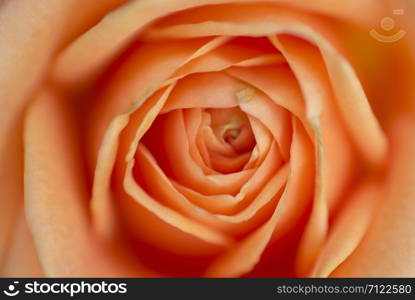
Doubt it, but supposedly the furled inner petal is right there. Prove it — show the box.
[182,109,217,174]
[156,109,255,195]
[172,141,281,214]
[205,118,314,277]
[134,144,288,237]
[235,83,292,160]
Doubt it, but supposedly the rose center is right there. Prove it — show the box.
[224,128,241,141]
[207,107,256,155]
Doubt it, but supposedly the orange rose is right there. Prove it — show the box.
[1,0,414,277]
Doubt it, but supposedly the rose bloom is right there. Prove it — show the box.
[0,0,414,278]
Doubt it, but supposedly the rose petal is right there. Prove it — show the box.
[135,143,288,236]
[0,211,43,277]
[115,88,236,255]
[174,142,281,214]
[142,6,388,166]
[226,65,305,124]
[311,181,378,277]
[91,83,173,236]
[205,118,314,277]
[90,38,230,236]
[161,72,240,113]
[170,38,284,80]
[245,115,273,167]
[268,35,360,276]
[123,151,235,255]
[25,89,148,276]
[332,118,415,276]
[52,0,382,84]
[161,110,254,195]
[236,83,292,160]
[209,152,252,174]
[0,0,126,267]
[183,109,218,174]
[87,38,222,171]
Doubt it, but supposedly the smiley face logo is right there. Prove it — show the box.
[3,282,20,297]
[370,15,406,43]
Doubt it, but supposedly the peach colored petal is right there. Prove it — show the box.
[226,124,256,154]
[173,117,278,214]
[93,80,235,257]
[201,111,272,170]
[237,84,291,160]
[0,0,126,268]
[202,121,239,158]
[161,109,254,195]
[209,151,251,174]
[0,211,43,277]
[24,90,149,276]
[169,40,284,80]
[52,0,383,85]
[135,143,288,236]
[111,87,236,255]
[244,116,273,168]
[174,142,281,215]
[205,118,314,277]
[143,7,388,166]
[332,118,415,277]
[87,38,221,171]
[270,36,354,275]
[226,65,305,123]
[92,85,174,238]
[317,40,388,167]
[311,181,378,277]
[90,38,232,236]
[123,158,234,252]
[161,72,240,113]
[183,109,217,174]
